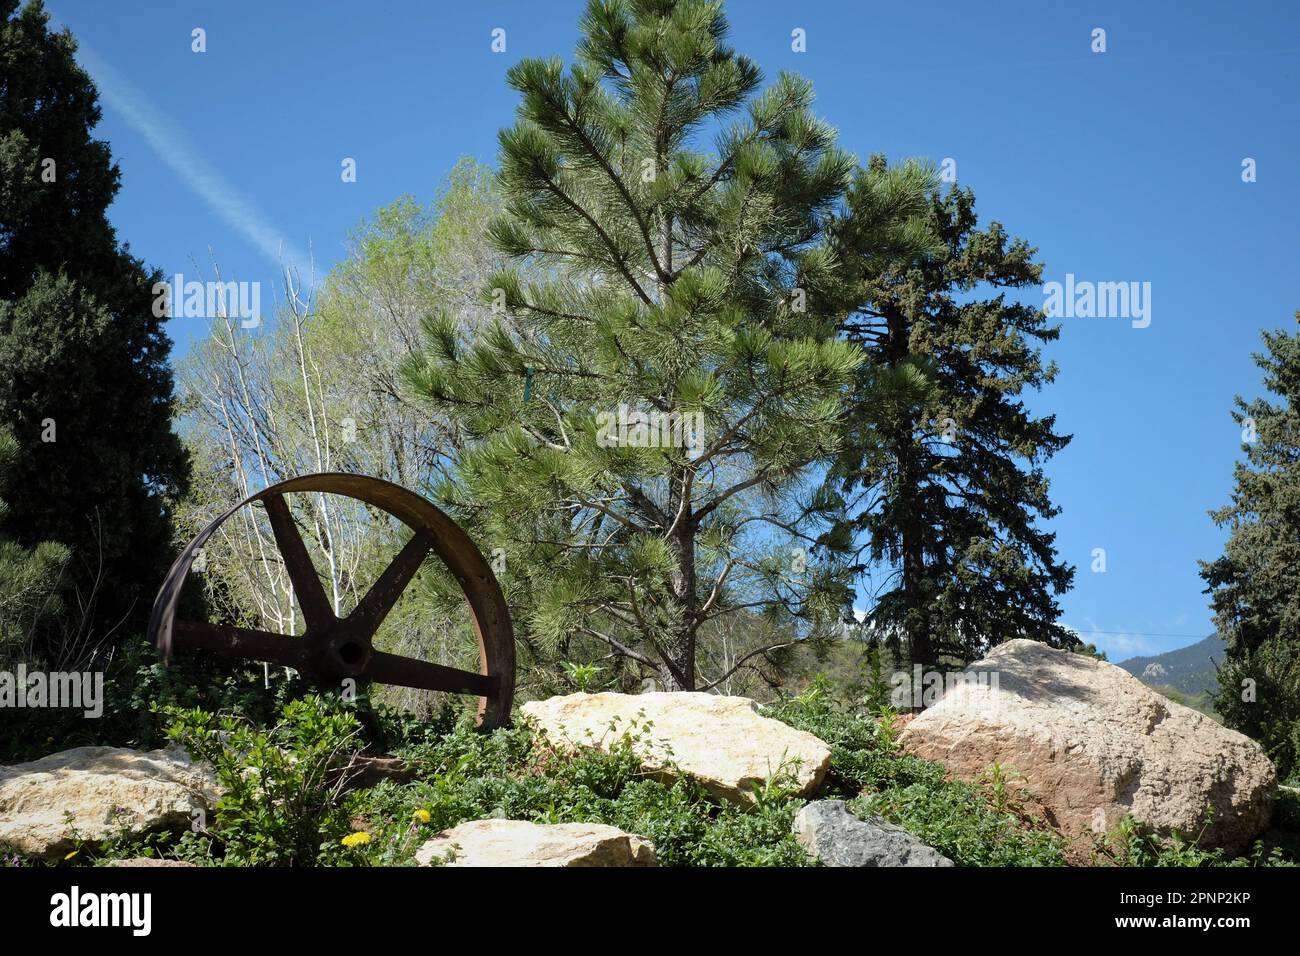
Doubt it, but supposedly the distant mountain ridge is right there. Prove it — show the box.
[1117,633,1225,699]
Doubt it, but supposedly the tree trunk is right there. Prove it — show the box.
[662,662,694,692]
[902,513,932,671]
[885,306,932,673]
[662,519,698,690]
[660,457,698,690]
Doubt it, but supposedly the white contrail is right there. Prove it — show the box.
[68,37,312,279]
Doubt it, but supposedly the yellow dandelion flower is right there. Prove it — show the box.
[341,831,372,848]
[414,809,431,824]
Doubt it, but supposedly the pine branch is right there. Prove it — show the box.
[534,168,655,305]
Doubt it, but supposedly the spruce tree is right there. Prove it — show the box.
[1201,321,1300,776]
[0,0,188,660]
[826,164,1075,668]
[405,0,863,691]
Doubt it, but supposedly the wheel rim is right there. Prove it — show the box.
[148,472,515,729]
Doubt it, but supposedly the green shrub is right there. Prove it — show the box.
[361,684,1065,868]
[1094,810,1298,868]
[162,694,364,866]
[342,712,809,867]
[53,669,1298,869]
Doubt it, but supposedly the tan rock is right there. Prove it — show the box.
[0,745,220,860]
[898,640,1275,854]
[415,819,656,867]
[521,691,831,805]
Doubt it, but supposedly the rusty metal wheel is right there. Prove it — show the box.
[148,473,515,729]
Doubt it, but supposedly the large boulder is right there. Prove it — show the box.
[898,640,1275,854]
[521,692,831,805]
[794,800,954,867]
[0,745,220,860]
[415,820,656,867]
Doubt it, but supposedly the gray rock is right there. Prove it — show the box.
[794,800,954,867]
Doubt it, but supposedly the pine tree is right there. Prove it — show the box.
[0,0,188,661]
[826,165,1075,668]
[405,0,864,691]
[1201,321,1300,776]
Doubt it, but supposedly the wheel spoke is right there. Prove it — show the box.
[366,650,495,697]
[172,620,312,671]
[346,532,432,638]
[262,493,334,629]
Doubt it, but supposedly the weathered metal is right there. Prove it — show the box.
[148,473,515,728]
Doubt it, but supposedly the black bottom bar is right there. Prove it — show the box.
[0,865,1286,941]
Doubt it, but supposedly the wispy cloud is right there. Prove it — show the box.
[68,36,312,278]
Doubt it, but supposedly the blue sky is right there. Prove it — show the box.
[44,0,1300,661]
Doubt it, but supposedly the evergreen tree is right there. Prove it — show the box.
[0,0,188,661]
[405,0,865,691]
[826,164,1075,668]
[1201,321,1300,777]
